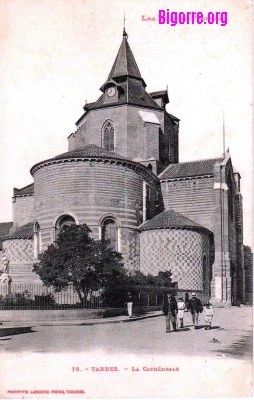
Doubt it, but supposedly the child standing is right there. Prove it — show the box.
[177,297,185,328]
[204,303,213,330]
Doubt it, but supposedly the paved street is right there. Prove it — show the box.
[0,306,252,398]
[0,306,252,359]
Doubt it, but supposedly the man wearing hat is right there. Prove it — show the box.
[188,292,203,329]
[163,292,178,333]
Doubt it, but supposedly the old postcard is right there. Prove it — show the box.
[0,0,252,398]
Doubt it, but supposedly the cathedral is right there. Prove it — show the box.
[0,29,245,304]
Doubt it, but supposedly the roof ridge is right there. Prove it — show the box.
[172,157,223,165]
[126,40,142,78]
[14,182,34,191]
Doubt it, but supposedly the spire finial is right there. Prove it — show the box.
[123,12,128,38]
[223,111,225,156]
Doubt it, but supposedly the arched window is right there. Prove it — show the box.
[102,218,117,250]
[103,121,114,151]
[34,223,41,258]
[55,215,76,239]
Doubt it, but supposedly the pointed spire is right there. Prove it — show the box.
[108,30,146,87]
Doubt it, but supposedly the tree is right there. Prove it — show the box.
[127,269,175,287]
[32,224,127,304]
[152,270,174,287]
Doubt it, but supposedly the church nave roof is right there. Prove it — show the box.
[159,158,224,181]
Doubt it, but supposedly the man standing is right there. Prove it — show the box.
[188,292,203,329]
[126,292,133,318]
[163,292,178,332]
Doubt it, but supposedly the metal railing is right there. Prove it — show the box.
[0,283,203,310]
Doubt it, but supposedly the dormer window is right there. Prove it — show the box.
[102,120,115,151]
[103,84,119,104]
[100,78,120,104]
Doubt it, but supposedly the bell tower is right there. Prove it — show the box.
[68,29,179,175]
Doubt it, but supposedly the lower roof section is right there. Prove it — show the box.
[139,209,212,235]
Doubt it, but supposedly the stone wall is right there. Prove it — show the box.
[2,239,38,283]
[68,105,178,169]
[164,112,179,164]
[12,195,34,229]
[140,228,211,299]
[33,158,160,271]
[161,177,215,232]
[235,192,245,302]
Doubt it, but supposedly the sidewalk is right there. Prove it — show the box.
[1,304,251,328]
[0,310,163,328]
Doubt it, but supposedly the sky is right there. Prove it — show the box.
[0,0,252,246]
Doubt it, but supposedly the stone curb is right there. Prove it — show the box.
[0,312,163,329]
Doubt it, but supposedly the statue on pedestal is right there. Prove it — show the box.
[0,249,12,285]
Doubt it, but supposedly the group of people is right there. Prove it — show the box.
[125,291,214,331]
[163,292,213,332]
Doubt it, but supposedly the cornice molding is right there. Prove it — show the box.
[30,157,159,185]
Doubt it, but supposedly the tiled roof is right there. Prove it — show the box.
[30,144,159,183]
[0,222,13,250]
[48,144,128,161]
[140,210,211,233]
[108,31,143,83]
[150,90,167,98]
[2,222,33,241]
[91,77,162,111]
[76,33,162,114]
[159,158,223,180]
[30,145,134,174]
[14,183,34,196]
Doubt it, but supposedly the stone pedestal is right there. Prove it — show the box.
[210,254,232,304]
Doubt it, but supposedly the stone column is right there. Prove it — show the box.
[210,162,231,304]
[235,191,245,302]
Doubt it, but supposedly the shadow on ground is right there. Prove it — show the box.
[194,325,220,330]
[214,330,253,360]
[175,328,191,332]
[0,327,36,338]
